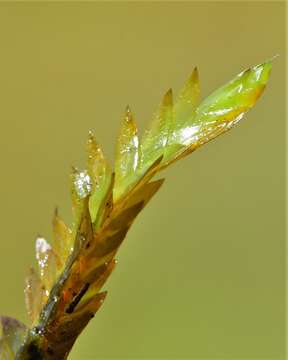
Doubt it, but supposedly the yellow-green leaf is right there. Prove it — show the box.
[87,131,113,224]
[53,209,73,269]
[165,60,272,164]
[140,89,173,170]
[114,106,140,199]
[35,237,58,296]
[24,267,46,326]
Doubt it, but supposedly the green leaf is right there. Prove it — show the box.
[70,166,92,228]
[24,267,46,326]
[174,66,200,130]
[87,131,113,224]
[140,89,174,170]
[35,236,58,296]
[52,209,73,269]
[114,106,140,199]
[164,60,272,164]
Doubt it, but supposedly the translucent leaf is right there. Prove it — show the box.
[161,67,200,163]
[176,66,200,115]
[87,131,113,224]
[163,61,272,164]
[93,172,115,230]
[70,167,92,224]
[52,209,73,269]
[114,106,140,199]
[73,197,93,258]
[24,267,46,326]
[140,89,173,170]
[35,237,58,296]
[0,317,27,356]
[194,62,271,126]
[114,154,163,206]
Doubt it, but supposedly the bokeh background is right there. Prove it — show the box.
[0,2,285,359]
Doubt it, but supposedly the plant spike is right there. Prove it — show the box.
[0,60,272,359]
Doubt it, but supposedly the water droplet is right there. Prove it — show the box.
[74,170,92,198]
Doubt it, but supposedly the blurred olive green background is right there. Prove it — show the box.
[0,2,285,359]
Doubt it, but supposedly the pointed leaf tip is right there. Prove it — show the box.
[53,210,73,266]
[163,88,173,105]
[35,237,58,296]
[189,66,199,85]
[139,88,174,171]
[252,60,272,85]
[176,66,200,110]
[160,60,273,164]
[168,66,201,155]
[88,129,94,138]
[125,105,132,116]
[114,106,140,197]
[86,130,113,225]
[87,130,101,153]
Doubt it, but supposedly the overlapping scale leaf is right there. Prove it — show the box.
[24,267,46,326]
[174,67,200,128]
[71,291,107,318]
[70,166,92,225]
[94,172,115,230]
[114,106,140,200]
[62,178,165,315]
[82,201,144,271]
[164,61,272,164]
[140,89,174,170]
[35,237,59,297]
[162,67,200,164]
[121,178,165,210]
[21,293,107,359]
[62,179,165,314]
[87,132,113,225]
[72,196,94,261]
[194,61,271,126]
[114,155,163,208]
[75,260,117,311]
[53,209,73,270]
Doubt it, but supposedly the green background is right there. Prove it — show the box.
[0,2,285,359]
